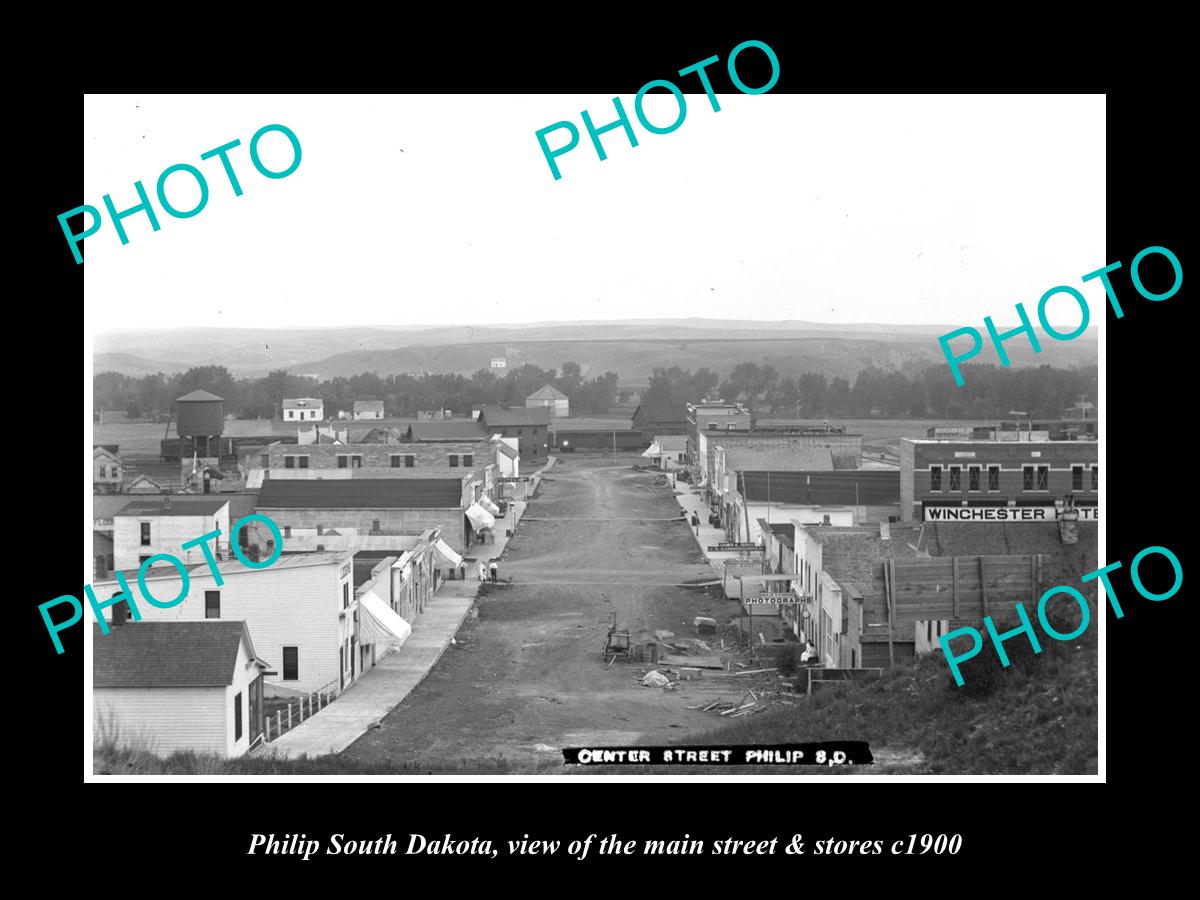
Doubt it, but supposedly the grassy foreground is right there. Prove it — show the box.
[94,627,1096,776]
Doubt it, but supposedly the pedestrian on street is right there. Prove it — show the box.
[478,560,487,582]
[489,559,499,583]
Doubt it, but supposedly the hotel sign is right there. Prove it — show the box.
[708,542,762,552]
[923,505,1099,523]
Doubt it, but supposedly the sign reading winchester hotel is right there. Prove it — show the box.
[923,505,1099,522]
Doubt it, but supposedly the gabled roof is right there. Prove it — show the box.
[527,384,568,401]
[94,446,121,462]
[652,435,687,451]
[175,389,223,402]
[496,442,519,459]
[633,400,689,424]
[282,398,322,408]
[478,405,551,427]
[404,421,490,441]
[116,499,229,517]
[257,478,464,509]
[93,621,266,688]
[354,400,385,412]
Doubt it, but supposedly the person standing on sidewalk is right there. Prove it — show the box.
[489,559,499,583]
[478,560,487,582]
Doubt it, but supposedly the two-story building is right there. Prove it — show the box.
[94,445,124,493]
[899,438,1099,523]
[478,405,550,462]
[282,398,324,422]
[113,498,231,572]
[93,551,375,696]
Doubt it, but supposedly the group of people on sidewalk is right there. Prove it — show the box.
[477,559,499,583]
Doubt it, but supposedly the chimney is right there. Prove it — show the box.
[111,597,128,627]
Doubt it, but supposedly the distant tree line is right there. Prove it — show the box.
[94,362,622,420]
[641,362,1097,420]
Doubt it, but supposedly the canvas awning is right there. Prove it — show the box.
[465,501,496,531]
[479,495,501,516]
[642,441,662,458]
[432,538,463,568]
[357,589,413,647]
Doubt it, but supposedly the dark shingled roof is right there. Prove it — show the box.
[478,405,550,427]
[93,621,256,688]
[633,400,689,425]
[116,499,228,517]
[175,389,224,402]
[256,478,463,509]
[738,471,901,505]
[405,421,490,441]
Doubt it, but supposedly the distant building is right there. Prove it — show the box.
[94,446,124,493]
[490,358,507,369]
[124,474,166,495]
[353,400,386,420]
[282,398,324,422]
[113,498,231,571]
[641,435,687,470]
[478,405,550,462]
[526,384,570,417]
[93,619,270,757]
[297,424,347,445]
[631,400,689,436]
[93,531,114,580]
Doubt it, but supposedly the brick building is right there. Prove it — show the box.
[899,439,1099,523]
[263,439,495,488]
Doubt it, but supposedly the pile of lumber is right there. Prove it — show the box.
[695,691,763,718]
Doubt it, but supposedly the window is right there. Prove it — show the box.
[282,647,299,681]
[448,455,459,467]
[299,456,309,469]
[462,454,473,467]
[727,424,735,431]
[343,582,349,609]
[707,423,718,430]
[372,519,381,533]
[316,524,324,536]
[949,466,961,491]
[140,522,151,546]
[968,465,980,492]
[98,465,106,478]
[405,455,415,468]
[822,514,831,526]
[1023,465,1034,491]
[204,590,220,619]
[234,692,243,741]
[352,455,362,468]
[929,466,942,492]
[390,454,401,468]
[1072,465,1084,490]
[139,555,151,567]
[285,456,295,469]
[337,455,348,468]
[283,525,291,538]
[310,410,317,419]
[988,465,1000,491]
[1091,465,1098,490]
[1037,465,1049,491]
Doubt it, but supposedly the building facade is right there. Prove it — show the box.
[526,384,570,417]
[478,406,550,462]
[282,398,324,422]
[93,620,270,758]
[899,439,1099,523]
[353,400,385,420]
[94,446,124,493]
[113,498,231,572]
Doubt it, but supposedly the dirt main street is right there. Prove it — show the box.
[342,454,745,771]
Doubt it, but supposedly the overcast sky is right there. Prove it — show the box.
[83,94,1105,333]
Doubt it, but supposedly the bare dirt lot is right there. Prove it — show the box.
[342,455,746,770]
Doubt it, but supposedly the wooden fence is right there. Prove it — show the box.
[262,686,339,743]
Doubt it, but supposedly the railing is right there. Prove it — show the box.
[261,679,341,743]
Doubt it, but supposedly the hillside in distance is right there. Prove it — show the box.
[94,321,1097,383]
[294,335,1096,386]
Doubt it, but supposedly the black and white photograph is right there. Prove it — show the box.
[78,90,1112,780]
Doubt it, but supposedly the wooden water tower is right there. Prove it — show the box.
[172,389,224,458]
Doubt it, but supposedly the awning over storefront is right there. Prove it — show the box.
[642,441,662,458]
[433,538,463,568]
[357,589,413,647]
[465,501,496,531]
[479,495,501,516]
